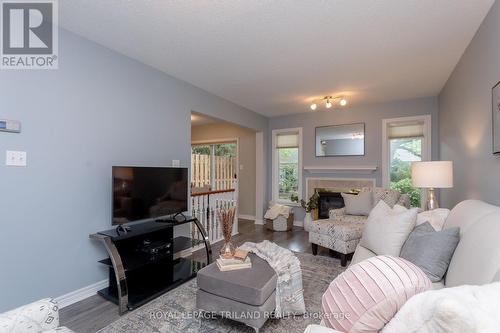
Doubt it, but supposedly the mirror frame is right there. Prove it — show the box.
[315,122,366,157]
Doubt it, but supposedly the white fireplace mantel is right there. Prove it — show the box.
[304,165,378,174]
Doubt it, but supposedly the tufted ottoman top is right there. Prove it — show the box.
[197,253,277,306]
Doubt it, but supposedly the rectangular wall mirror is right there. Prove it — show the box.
[315,123,365,157]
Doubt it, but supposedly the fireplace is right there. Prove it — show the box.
[306,178,375,219]
[317,192,345,219]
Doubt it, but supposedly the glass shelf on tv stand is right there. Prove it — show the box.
[89,217,212,315]
[97,236,205,272]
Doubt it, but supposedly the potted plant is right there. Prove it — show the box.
[291,192,319,232]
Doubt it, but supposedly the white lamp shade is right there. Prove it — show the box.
[411,161,453,188]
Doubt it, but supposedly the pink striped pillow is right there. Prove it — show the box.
[322,256,432,332]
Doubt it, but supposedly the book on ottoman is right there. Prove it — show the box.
[216,257,252,271]
[233,248,249,261]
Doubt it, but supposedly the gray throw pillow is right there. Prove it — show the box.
[341,191,372,216]
[400,222,460,282]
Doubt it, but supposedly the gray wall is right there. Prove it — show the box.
[269,97,439,220]
[0,29,267,311]
[191,123,256,217]
[439,1,500,209]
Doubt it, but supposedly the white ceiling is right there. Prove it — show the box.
[59,1,494,117]
[191,112,220,126]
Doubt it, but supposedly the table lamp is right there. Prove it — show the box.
[411,161,453,210]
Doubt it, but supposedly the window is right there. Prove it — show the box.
[272,128,302,203]
[191,142,237,190]
[382,116,431,208]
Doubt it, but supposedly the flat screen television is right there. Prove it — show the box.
[112,166,188,225]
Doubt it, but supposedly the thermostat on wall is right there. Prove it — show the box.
[0,119,21,133]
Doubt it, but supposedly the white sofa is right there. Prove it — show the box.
[0,298,73,333]
[306,199,500,333]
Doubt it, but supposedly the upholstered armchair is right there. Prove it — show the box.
[309,187,410,266]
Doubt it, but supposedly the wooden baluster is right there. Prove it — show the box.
[191,196,196,241]
[197,196,202,240]
[210,194,215,243]
[215,197,220,241]
[216,156,220,190]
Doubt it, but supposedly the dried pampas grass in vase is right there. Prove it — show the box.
[218,206,236,259]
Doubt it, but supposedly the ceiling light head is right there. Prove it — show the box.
[310,103,317,111]
[325,99,332,109]
[340,98,348,106]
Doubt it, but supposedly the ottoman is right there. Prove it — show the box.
[196,253,277,332]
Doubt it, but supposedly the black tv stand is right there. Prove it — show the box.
[90,217,212,314]
[154,218,175,223]
[115,225,132,235]
[172,211,187,222]
[154,212,188,224]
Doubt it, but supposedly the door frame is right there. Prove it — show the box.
[191,138,240,232]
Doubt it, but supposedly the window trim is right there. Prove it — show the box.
[272,127,303,205]
[382,115,432,208]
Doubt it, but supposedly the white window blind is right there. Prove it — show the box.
[276,132,299,148]
[388,122,424,139]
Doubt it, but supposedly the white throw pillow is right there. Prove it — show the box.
[416,208,450,231]
[341,191,373,216]
[382,282,500,333]
[359,201,418,256]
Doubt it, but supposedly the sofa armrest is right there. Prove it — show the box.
[0,298,60,332]
[328,207,346,219]
[304,324,343,333]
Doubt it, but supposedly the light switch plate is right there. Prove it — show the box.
[172,160,180,167]
[0,119,21,133]
[6,150,27,166]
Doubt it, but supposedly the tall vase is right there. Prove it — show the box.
[303,212,313,232]
[218,207,236,259]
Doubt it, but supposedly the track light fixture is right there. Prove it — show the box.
[309,96,348,110]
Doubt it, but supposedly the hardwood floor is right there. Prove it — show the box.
[59,219,336,333]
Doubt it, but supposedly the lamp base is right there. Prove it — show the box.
[426,188,439,211]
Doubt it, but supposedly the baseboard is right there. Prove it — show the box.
[55,279,108,308]
[294,220,304,227]
[238,214,256,221]
[254,219,264,225]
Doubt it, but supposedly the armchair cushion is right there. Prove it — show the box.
[310,217,366,242]
[328,208,346,219]
[341,191,373,216]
